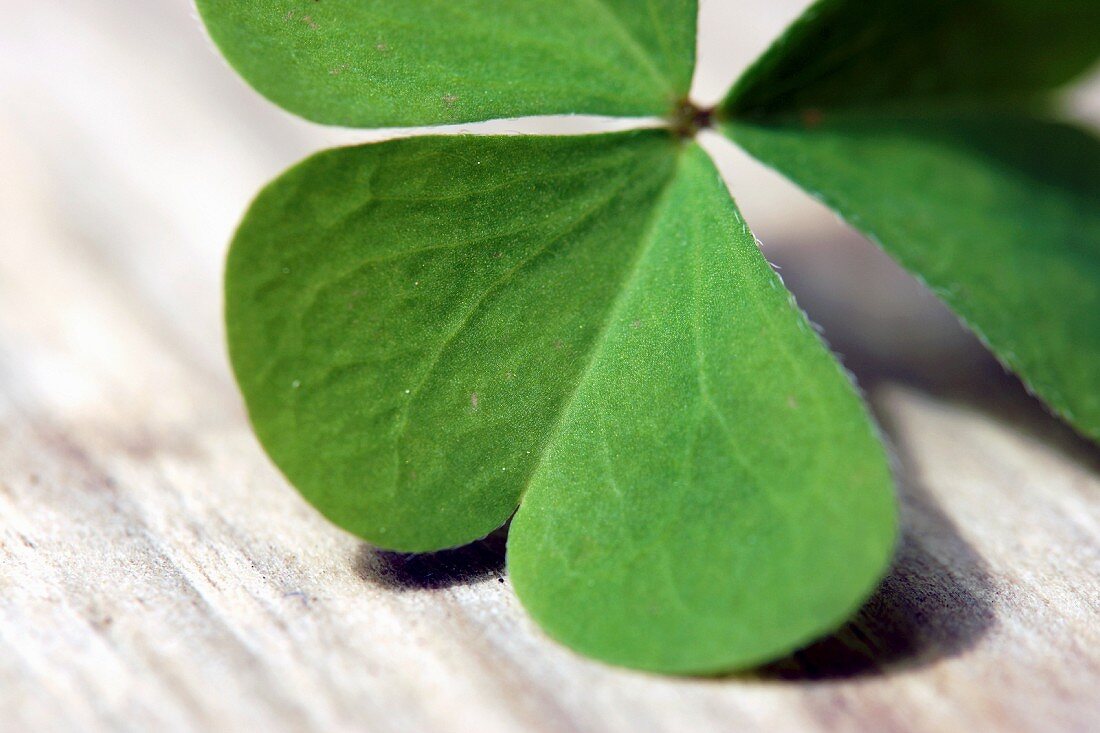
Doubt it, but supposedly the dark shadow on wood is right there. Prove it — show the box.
[354,524,508,592]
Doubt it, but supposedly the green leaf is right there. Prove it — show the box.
[226,132,896,672]
[724,115,1100,440]
[226,131,680,551]
[507,143,896,673]
[197,0,697,127]
[723,0,1100,118]
[720,0,1100,440]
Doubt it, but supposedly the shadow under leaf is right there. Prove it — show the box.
[354,524,508,591]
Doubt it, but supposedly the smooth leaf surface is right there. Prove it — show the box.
[228,131,683,551]
[721,0,1100,441]
[226,133,896,672]
[725,115,1100,440]
[197,0,696,127]
[723,0,1100,118]
[508,144,896,673]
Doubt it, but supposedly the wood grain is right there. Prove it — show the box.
[0,1,1097,731]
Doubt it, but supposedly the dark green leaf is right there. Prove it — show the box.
[226,133,896,671]
[721,0,1100,440]
[723,0,1100,118]
[725,114,1100,440]
[197,0,697,126]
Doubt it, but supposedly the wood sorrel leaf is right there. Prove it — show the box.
[226,132,896,671]
[720,0,1100,440]
[227,131,681,551]
[507,143,896,673]
[723,0,1100,118]
[724,115,1100,440]
[196,0,697,127]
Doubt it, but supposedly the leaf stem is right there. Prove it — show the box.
[669,99,715,139]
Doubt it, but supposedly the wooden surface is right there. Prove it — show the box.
[1,2,1098,731]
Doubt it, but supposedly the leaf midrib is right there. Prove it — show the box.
[387,147,681,507]
[514,145,690,507]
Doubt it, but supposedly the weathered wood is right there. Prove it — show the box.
[0,1,1097,731]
